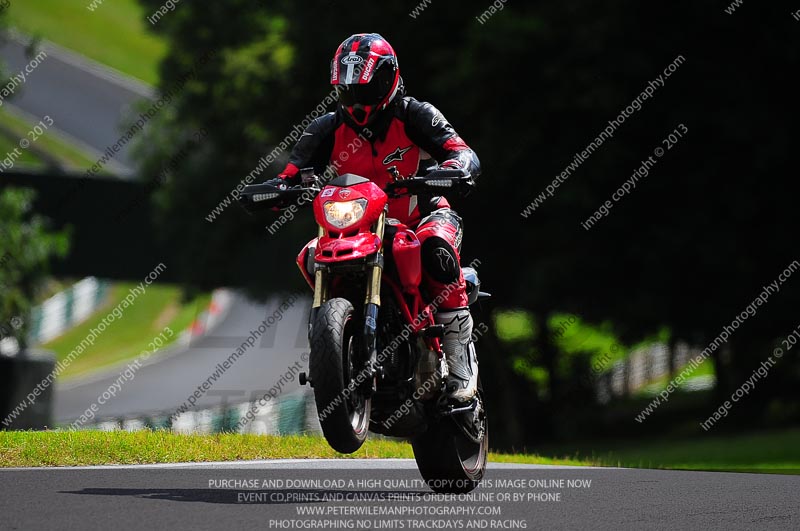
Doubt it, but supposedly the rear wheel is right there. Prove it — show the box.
[412,381,488,493]
[309,298,370,454]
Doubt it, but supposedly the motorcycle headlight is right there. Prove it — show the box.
[323,199,368,229]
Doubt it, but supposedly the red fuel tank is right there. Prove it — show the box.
[392,228,422,292]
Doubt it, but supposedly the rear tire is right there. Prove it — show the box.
[310,298,370,454]
[412,383,488,493]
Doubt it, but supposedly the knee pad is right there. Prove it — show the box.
[421,237,460,284]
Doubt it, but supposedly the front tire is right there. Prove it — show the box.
[309,298,370,454]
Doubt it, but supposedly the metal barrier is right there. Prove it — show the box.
[28,277,110,344]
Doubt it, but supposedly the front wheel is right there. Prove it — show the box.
[309,298,370,454]
[412,382,488,494]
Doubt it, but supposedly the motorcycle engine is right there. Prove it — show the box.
[377,300,412,382]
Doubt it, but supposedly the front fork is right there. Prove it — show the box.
[363,211,386,393]
[309,225,327,337]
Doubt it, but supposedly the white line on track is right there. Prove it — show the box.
[0,458,612,472]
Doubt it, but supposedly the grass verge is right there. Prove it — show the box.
[0,130,40,165]
[3,430,796,471]
[0,432,586,468]
[8,0,165,85]
[0,108,97,170]
[40,284,211,379]
[535,428,800,474]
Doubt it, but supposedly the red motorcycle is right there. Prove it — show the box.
[240,168,489,493]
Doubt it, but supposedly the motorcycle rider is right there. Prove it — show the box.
[268,33,481,402]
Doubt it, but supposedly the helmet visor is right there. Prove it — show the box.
[336,84,384,107]
[335,62,395,107]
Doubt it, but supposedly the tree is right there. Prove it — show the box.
[135,0,799,442]
[0,188,70,354]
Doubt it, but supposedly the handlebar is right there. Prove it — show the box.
[238,168,472,214]
[237,182,318,213]
[384,169,473,198]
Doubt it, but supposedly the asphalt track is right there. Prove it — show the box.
[0,36,152,174]
[1,459,797,530]
[55,293,311,424]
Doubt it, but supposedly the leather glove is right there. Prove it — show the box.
[439,159,463,170]
[437,160,474,196]
[264,177,291,190]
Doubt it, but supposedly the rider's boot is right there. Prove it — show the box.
[435,309,478,402]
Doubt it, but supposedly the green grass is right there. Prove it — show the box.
[2,430,796,471]
[8,0,165,85]
[0,108,97,170]
[40,284,211,379]
[0,431,585,468]
[537,428,800,474]
[0,131,40,165]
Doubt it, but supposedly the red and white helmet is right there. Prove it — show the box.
[331,33,401,127]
